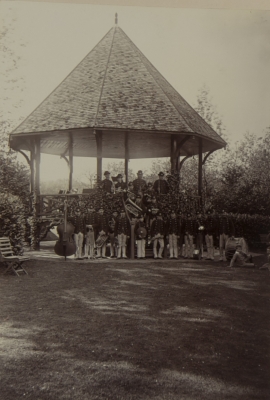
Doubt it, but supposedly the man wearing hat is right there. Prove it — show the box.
[134,193,146,215]
[153,172,169,195]
[134,214,148,259]
[132,170,147,194]
[150,211,166,259]
[218,209,235,261]
[166,210,180,259]
[204,208,217,260]
[68,208,85,259]
[96,207,109,258]
[101,171,113,193]
[114,174,127,193]
[183,212,196,258]
[115,209,130,259]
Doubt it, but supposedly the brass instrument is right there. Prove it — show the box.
[125,198,142,217]
[95,233,108,247]
[150,233,164,242]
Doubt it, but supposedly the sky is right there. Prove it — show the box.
[1,1,270,183]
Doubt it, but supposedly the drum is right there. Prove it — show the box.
[225,237,248,261]
[136,227,147,239]
[193,249,201,260]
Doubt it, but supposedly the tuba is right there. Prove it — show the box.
[125,198,142,217]
[95,233,108,248]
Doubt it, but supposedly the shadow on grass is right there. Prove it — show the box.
[0,260,269,399]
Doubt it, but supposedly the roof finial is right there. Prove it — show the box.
[115,13,118,25]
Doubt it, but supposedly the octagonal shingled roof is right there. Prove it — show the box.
[10,25,226,158]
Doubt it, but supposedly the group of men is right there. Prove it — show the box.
[66,168,242,261]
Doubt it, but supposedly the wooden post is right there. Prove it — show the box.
[96,130,102,181]
[30,150,35,194]
[125,132,129,183]
[30,137,41,250]
[198,138,203,205]
[34,137,41,196]
[68,134,73,191]
[170,135,177,172]
[130,220,135,260]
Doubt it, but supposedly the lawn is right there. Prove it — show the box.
[0,257,269,400]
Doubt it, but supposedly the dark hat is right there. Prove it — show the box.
[120,208,125,213]
[137,213,143,218]
[206,208,213,214]
[170,209,176,214]
[151,196,157,200]
[128,182,133,186]
[158,172,164,176]
[75,208,80,212]
[136,194,142,198]
[147,182,153,186]
[137,170,143,174]
[187,212,191,217]
[112,210,118,214]
[88,204,94,208]
[98,207,104,211]
[116,174,123,179]
[104,171,110,176]
[157,211,162,216]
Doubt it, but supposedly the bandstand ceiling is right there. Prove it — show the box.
[9,25,226,157]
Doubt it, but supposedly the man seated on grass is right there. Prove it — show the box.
[229,245,256,268]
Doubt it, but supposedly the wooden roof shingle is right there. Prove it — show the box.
[10,25,226,156]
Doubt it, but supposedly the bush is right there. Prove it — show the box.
[0,193,28,255]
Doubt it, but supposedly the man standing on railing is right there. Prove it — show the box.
[96,207,109,259]
[153,172,169,195]
[132,170,147,194]
[115,209,130,259]
[68,208,84,260]
[100,171,113,193]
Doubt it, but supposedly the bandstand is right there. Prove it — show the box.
[9,16,226,254]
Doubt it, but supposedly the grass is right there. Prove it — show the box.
[0,256,269,400]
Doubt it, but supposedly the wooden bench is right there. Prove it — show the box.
[0,237,29,276]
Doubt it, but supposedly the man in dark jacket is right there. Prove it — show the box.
[134,214,148,259]
[68,208,85,259]
[218,209,235,261]
[204,208,217,260]
[101,171,113,193]
[153,172,169,195]
[115,209,130,259]
[132,170,147,194]
[96,207,109,258]
[166,209,180,259]
[150,212,166,259]
[183,212,196,258]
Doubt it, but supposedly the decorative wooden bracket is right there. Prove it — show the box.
[202,150,215,165]
[17,150,31,166]
[175,135,191,158]
[178,155,192,171]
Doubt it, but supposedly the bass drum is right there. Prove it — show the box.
[225,237,249,261]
